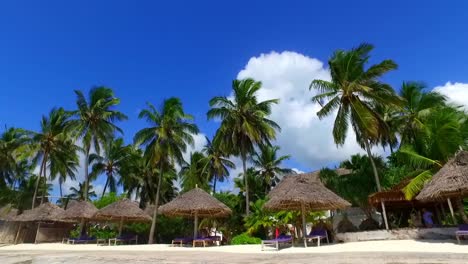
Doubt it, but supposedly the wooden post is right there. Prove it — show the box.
[14,223,22,244]
[301,203,307,248]
[447,198,457,225]
[194,211,199,239]
[34,223,41,244]
[381,201,389,230]
[118,217,124,236]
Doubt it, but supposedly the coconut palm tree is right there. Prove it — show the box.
[396,82,447,146]
[89,137,130,198]
[208,78,280,215]
[251,145,292,193]
[48,138,80,198]
[68,87,127,201]
[31,108,78,208]
[310,43,401,229]
[0,128,31,188]
[201,137,235,193]
[179,151,210,192]
[68,181,97,200]
[134,98,198,244]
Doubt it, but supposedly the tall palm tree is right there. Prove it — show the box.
[134,98,199,244]
[48,138,80,198]
[207,78,280,215]
[69,87,127,201]
[251,145,292,193]
[310,43,401,229]
[0,128,31,188]
[89,137,130,198]
[179,151,210,192]
[396,82,447,146]
[31,108,78,208]
[201,137,235,193]
[68,181,97,200]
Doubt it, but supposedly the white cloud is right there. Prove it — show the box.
[237,51,384,170]
[433,82,468,110]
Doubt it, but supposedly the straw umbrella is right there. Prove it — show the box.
[0,205,18,222]
[61,200,98,236]
[264,173,351,247]
[159,186,231,238]
[416,150,468,223]
[13,202,68,243]
[93,198,151,236]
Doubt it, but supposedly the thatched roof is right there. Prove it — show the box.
[94,198,151,222]
[294,168,352,183]
[62,200,98,221]
[159,187,232,218]
[0,205,18,221]
[14,203,67,222]
[264,173,351,211]
[417,151,468,201]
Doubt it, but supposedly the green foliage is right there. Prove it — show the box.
[180,151,210,192]
[93,192,123,209]
[213,192,245,241]
[230,233,262,245]
[156,215,192,243]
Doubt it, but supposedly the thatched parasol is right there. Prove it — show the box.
[416,151,468,223]
[14,203,66,223]
[62,200,98,221]
[94,198,151,235]
[159,187,232,238]
[264,173,351,246]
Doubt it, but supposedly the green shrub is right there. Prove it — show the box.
[230,233,261,245]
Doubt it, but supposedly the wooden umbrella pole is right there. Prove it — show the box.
[301,203,307,248]
[14,223,22,244]
[381,201,389,230]
[447,198,457,225]
[118,217,124,236]
[194,211,199,239]
[34,223,41,244]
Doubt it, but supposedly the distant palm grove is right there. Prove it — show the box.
[1,43,467,242]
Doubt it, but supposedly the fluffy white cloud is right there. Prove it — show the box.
[237,51,384,170]
[433,82,468,110]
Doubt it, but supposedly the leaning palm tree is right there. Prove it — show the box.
[201,137,235,193]
[89,137,130,198]
[310,43,401,229]
[208,78,280,215]
[31,108,78,208]
[68,87,127,201]
[134,98,198,244]
[251,145,292,193]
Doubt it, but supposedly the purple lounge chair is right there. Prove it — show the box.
[261,235,293,251]
[192,237,216,247]
[172,237,193,246]
[305,228,329,247]
[67,235,97,244]
[109,234,138,246]
[456,224,468,244]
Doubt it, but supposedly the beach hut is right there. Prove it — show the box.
[417,151,468,223]
[264,173,351,246]
[159,186,231,239]
[93,198,151,236]
[13,203,69,243]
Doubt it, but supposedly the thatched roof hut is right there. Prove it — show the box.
[159,188,231,218]
[0,205,18,221]
[61,200,98,221]
[264,173,351,211]
[159,187,231,238]
[14,203,67,222]
[417,151,468,201]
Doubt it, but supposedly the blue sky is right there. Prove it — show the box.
[1,1,468,197]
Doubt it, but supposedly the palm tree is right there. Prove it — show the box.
[31,108,78,208]
[310,43,400,229]
[69,87,127,201]
[134,98,198,244]
[179,151,210,192]
[68,181,97,200]
[234,167,267,203]
[201,137,235,193]
[396,82,447,146]
[89,138,130,198]
[48,138,80,198]
[208,78,280,215]
[251,145,292,193]
[0,128,31,188]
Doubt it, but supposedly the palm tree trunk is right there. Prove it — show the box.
[212,176,217,194]
[148,162,163,244]
[32,153,47,209]
[242,153,249,216]
[364,139,389,230]
[59,180,63,200]
[83,143,91,201]
[101,176,110,198]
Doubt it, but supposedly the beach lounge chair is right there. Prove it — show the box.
[261,235,293,251]
[172,237,193,246]
[305,228,329,247]
[67,235,97,244]
[455,224,468,244]
[192,237,215,247]
[108,234,138,246]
